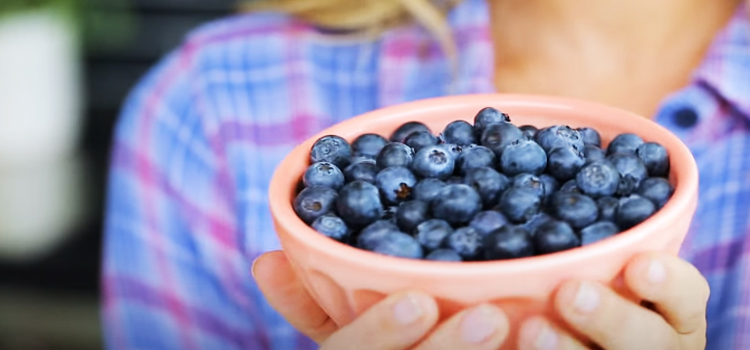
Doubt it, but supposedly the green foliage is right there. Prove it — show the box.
[0,0,80,16]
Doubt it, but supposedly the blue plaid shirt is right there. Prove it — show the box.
[102,0,750,348]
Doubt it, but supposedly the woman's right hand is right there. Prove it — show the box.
[253,251,510,350]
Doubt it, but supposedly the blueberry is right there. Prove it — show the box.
[376,142,414,169]
[484,225,534,260]
[303,162,345,189]
[413,178,447,202]
[596,196,619,222]
[312,215,349,242]
[443,226,484,260]
[616,195,656,230]
[442,120,476,145]
[456,145,497,175]
[512,173,547,199]
[336,181,383,227]
[535,125,584,153]
[500,139,548,176]
[538,174,560,202]
[344,160,378,183]
[576,127,602,147]
[294,186,339,224]
[580,221,619,245]
[381,205,399,223]
[636,177,674,209]
[583,145,606,164]
[390,121,431,143]
[349,156,373,165]
[607,133,644,155]
[310,135,352,169]
[521,212,553,236]
[438,143,464,159]
[473,107,511,136]
[636,142,670,177]
[519,125,539,140]
[351,133,388,159]
[395,200,430,233]
[546,146,586,181]
[559,179,582,194]
[372,231,424,259]
[410,145,455,179]
[464,167,510,208]
[430,184,483,225]
[404,131,438,152]
[550,192,599,229]
[415,219,454,251]
[607,153,649,196]
[357,220,399,250]
[480,122,524,156]
[498,187,542,223]
[533,220,580,255]
[375,166,417,205]
[446,176,465,184]
[576,160,620,198]
[469,210,510,236]
[425,249,463,262]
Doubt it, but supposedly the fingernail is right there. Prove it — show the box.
[461,305,502,344]
[520,317,558,350]
[392,294,425,325]
[647,259,666,284]
[573,282,600,314]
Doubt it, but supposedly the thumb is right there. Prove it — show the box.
[252,250,338,343]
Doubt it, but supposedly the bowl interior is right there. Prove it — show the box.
[268,93,699,277]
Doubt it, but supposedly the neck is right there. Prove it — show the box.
[489,0,741,117]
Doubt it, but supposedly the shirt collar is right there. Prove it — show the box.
[685,5,750,119]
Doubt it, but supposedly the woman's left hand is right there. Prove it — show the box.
[517,252,711,350]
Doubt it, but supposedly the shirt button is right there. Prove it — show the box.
[673,107,699,128]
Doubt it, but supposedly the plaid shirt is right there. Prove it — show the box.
[102,0,750,348]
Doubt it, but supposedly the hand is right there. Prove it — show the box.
[516,253,710,350]
[252,251,510,350]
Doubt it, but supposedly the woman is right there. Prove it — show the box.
[102,0,750,349]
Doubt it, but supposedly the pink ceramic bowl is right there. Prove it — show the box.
[268,94,698,348]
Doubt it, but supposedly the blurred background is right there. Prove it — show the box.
[0,1,239,349]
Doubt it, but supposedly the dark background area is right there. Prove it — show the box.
[0,1,239,349]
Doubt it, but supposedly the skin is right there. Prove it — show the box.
[491,0,740,117]
[254,0,731,348]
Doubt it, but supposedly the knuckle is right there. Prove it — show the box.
[699,278,711,303]
[657,321,682,350]
[681,331,707,350]
[667,333,682,350]
[587,295,631,338]
[684,263,711,299]
[678,309,707,334]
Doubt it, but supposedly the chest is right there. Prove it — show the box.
[202,54,750,256]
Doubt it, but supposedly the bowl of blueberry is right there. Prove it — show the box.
[268,93,698,344]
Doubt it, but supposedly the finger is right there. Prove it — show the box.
[252,251,337,343]
[554,280,680,350]
[518,316,590,350]
[624,253,710,335]
[321,291,440,350]
[412,304,509,350]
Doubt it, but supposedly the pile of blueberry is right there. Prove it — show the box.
[293,107,674,262]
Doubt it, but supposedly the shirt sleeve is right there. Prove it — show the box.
[680,129,750,350]
[101,45,274,350]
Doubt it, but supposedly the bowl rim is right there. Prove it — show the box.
[268,93,699,277]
